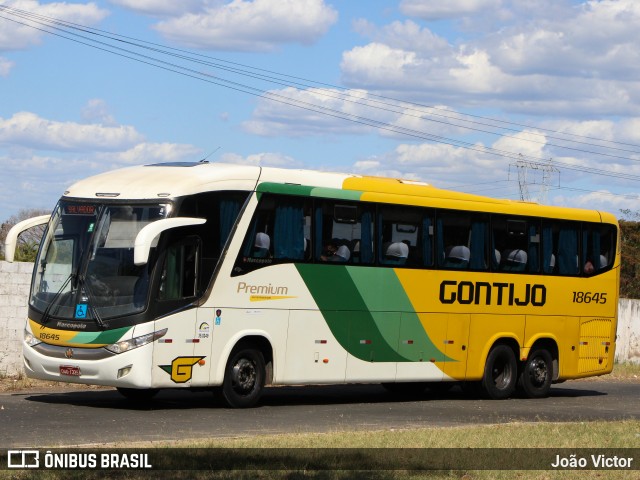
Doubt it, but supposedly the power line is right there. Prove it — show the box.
[2,5,640,192]
[7,4,637,156]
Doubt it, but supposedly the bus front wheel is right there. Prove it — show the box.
[221,347,266,408]
[518,348,553,398]
[481,344,517,400]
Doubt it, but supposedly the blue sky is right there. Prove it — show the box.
[2,0,640,222]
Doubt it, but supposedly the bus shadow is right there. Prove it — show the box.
[21,382,608,411]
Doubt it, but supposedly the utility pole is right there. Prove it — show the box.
[512,156,559,204]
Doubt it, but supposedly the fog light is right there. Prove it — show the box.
[117,366,132,379]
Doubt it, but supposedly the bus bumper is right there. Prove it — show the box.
[22,341,154,389]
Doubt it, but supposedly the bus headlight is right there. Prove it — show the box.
[105,328,167,354]
[24,329,41,347]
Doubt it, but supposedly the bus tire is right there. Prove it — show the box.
[518,348,553,398]
[221,347,266,408]
[481,344,517,400]
[116,387,159,401]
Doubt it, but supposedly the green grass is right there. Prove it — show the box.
[178,419,640,449]
[3,421,639,479]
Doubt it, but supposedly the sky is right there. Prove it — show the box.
[2,0,640,222]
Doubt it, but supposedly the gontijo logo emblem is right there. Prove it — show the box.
[159,356,205,383]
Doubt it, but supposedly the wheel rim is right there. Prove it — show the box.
[231,358,257,395]
[492,356,514,390]
[529,356,549,387]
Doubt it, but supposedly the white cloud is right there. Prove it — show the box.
[220,151,301,167]
[492,129,547,159]
[108,0,201,16]
[352,19,450,55]
[340,0,640,116]
[0,112,144,151]
[108,142,202,164]
[0,0,108,51]
[351,140,509,190]
[153,0,338,51]
[81,99,118,127]
[0,56,14,76]
[488,0,640,80]
[0,142,203,220]
[400,0,503,21]
[550,190,639,215]
[244,86,483,139]
[243,87,374,137]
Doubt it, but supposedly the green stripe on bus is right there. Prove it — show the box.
[257,182,363,201]
[257,183,315,197]
[309,187,363,201]
[345,267,453,362]
[295,264,405,362]
[71,326,133,345]
[295,264,451,362]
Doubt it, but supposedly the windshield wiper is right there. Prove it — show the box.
[40,272,76,325]
[76,274,107,329]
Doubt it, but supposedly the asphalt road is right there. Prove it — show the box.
[1,381,638,448]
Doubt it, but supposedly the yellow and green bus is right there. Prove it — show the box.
[6,162,619,407]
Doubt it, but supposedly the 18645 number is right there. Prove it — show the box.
[572,291,607,304]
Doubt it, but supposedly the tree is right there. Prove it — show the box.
[0,208,50,262]
[619,210,640,299]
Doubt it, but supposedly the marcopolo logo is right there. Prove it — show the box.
[439,280,547,307]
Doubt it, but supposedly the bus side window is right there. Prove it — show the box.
[378,205,427,267]
[491,217,540,273]
[542,221,579,276]
[438,211,488,270]
[158,237,200,301]
[272,198,310,261]
[583,223,616,275]
[315,200,374,265]
[233,194,311,275]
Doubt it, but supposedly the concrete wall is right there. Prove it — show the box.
[0,260,638,376]
[616,298,640,365]
[0,261,34,376]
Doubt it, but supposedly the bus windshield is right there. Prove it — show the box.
[31,201,169,322]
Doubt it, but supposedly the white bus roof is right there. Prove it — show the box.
[63,162,354,200]
[60,161,615,224]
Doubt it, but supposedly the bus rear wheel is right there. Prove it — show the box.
[221,347,266,408]
[518,348,553,398]
[481,344,517,400]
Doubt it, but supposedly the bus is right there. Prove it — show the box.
[6,162,620,407]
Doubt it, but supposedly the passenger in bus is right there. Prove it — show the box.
[501,249,527,272]
[253,232,271,258]
[321,241,350,262]
[443,245,470,269]
[584,255,608,275]
[384,242,409,265]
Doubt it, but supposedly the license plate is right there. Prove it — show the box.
[59,365,81,376]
